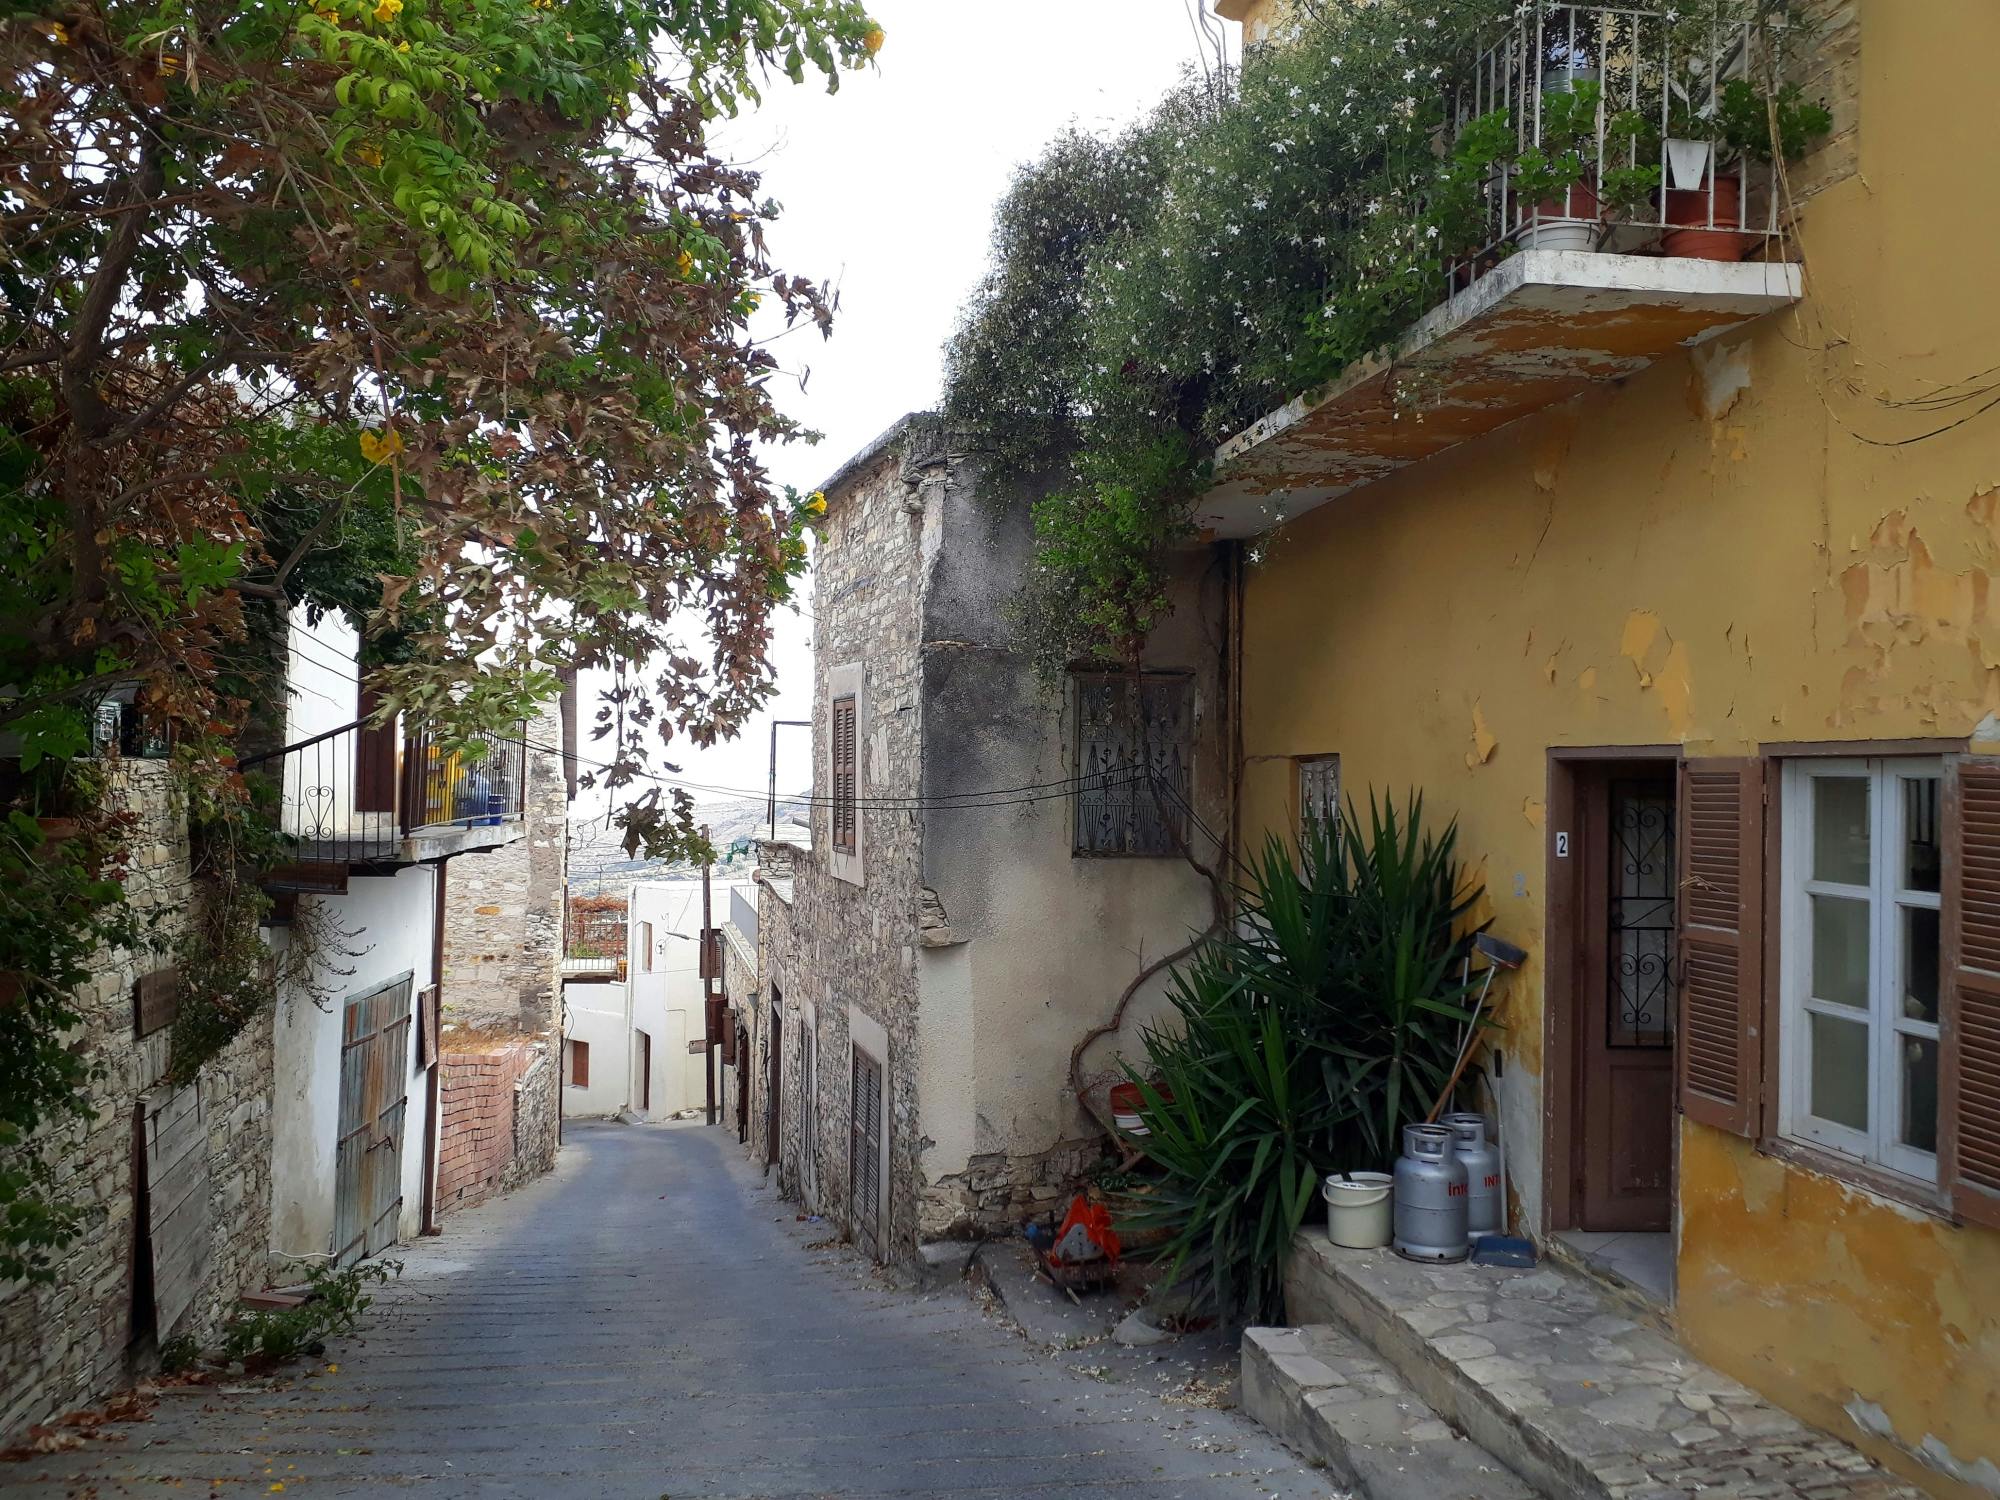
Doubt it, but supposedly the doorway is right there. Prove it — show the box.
[635,1029,651,1114]
[766,988,783,1170]
[1547,754,1679,1302]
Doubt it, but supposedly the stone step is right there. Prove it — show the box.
[1243,1323,1540,1500]
[1284,1234,1928,1500]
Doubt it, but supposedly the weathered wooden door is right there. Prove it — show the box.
[850,1046,883,1260]
[1578,772,1678,1231]
[334,973,413,1265]
[139,1082,211,1339]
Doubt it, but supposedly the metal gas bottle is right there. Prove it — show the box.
[1441,1112,1502,1239]
[1393,1122,1469,1263]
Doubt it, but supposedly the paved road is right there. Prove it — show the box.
[6,1120,1338,1499]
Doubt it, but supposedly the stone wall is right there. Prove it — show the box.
[434,1039,551,1217]
[766,418,934,1262]
[0,762,274,1444]
[440,703,567,1036]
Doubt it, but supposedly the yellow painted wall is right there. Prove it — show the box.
[1233,3,2000,1492]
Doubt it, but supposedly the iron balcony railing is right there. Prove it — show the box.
[240,717,528,869]
[1450,1,1790,269]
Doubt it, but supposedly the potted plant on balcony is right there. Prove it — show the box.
[1661,79,1831,259]
[1513,79,1608,251]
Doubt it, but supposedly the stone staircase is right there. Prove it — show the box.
[1241,1234,1929,1500]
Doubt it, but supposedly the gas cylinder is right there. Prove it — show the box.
[1441,1112,1502,1239]
[1392,1122,1469,1263]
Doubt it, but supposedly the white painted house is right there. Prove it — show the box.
[264,606,537,1265]
[560,881,713,1120]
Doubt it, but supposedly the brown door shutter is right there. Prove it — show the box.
[1941,757,2000,1228]
[1676,758,1766,1137]
[831,696,857,854]
[355,685,398,813]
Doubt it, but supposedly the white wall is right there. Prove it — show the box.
[560,979,633,1119]
[270,863,439,1261]
[284,607,361,745]
[628,882,710,1118]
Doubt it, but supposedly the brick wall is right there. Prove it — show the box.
[435,1040,553,1216]
[0,762,274,1443]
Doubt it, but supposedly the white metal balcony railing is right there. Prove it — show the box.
[1452,1,1791,270]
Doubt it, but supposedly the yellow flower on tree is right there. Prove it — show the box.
[358,428,404,465]
[677,249,694,277]
[374,0,402,22]
[804,490,827,516]
[863,26,886,55]
[355,143,383,167]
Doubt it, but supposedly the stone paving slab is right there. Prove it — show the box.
[1284,1235,1927,1500]
[1244,1324,1538,1500]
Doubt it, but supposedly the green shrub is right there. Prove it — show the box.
[219,1258,401,1366]
[1125,791,1489,1321]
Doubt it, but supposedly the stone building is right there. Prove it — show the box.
[0,762,274,1442]
[744,415,1228,1263]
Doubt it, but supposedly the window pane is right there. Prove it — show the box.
[1808,1013,1870,1132]
[1900,1035,1939,1155]
[1810,895,1871,1009]
[1812,776,1871,885]
[1901,904,1940,1023]
[1901,776,1942,893]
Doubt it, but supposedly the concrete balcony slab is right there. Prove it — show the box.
[1195,251,1803,540]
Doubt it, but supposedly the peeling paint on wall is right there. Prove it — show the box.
[1466,701,1498,768]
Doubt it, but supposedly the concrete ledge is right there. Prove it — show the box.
[1285,1235,1926,1500]
[1243,1324,1537,1500]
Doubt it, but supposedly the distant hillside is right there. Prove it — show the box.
[567,793,808,894]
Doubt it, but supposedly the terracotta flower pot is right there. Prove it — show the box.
[1662,173,1755,261]
[1109,1080,1172,1136]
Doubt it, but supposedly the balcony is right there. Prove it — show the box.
[242,718,529,893]
[1196,1,1809,539]
[563,894,628,984]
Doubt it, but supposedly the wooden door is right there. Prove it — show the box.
[334,974,413,1264]
[139,1083,211,1339]
[637,1029,652,1112]
[766,999,782,1168]
[850,1047,883,1259]
[1578,772,1678,1231]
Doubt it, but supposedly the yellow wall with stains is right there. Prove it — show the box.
[1233,3,2000,1493]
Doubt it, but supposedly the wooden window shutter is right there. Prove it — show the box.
[831,696,857,854]
[1676,758,1766,1137]
[1941,757,2000,1228]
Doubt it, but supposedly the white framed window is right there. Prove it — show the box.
[1779,757,1943,1182]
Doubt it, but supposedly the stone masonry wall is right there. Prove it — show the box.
[440,703,567,1036]
[768,419,936,1263]
[435,1039,551,1217]
[0,762,274,1444]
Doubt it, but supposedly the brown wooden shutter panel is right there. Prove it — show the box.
[832,696,857,854]
[1941,757,2000,1228]
[1676,758,1766,1137]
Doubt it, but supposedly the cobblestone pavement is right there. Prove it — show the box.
[4,1121,1340,1500]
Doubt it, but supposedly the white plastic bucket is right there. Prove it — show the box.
[1323,1171,1394,1249]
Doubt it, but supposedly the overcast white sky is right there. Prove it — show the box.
[581,2,1231,822]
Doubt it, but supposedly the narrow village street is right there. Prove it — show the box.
[5,1122,1335,1500]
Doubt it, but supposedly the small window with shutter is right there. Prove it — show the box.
[1776,758,1943,1183]
[566,1039,591,1089]
[831,694,858,856]
[1072,671,1193,857]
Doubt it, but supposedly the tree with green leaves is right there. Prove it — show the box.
[0,0,878,1279]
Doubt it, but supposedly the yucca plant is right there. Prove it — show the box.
[1120,790,1489,1322]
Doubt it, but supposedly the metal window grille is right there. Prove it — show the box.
[1072,672,1192,856]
